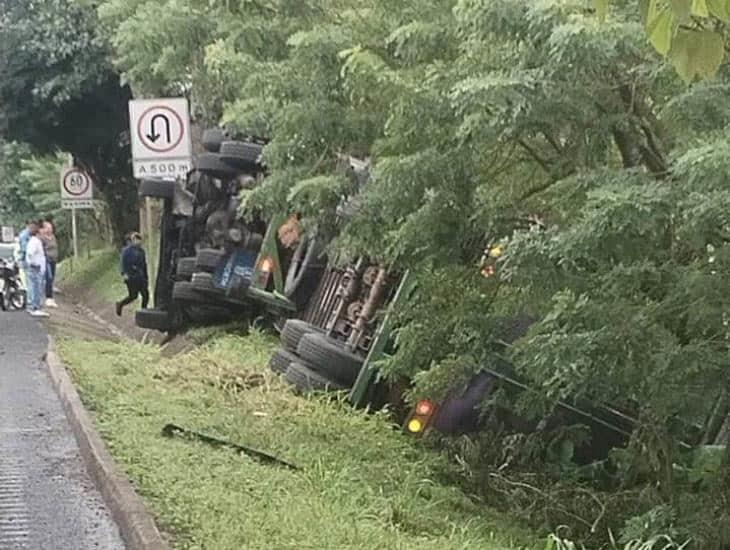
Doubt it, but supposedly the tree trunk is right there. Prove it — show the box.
[613,84,669,177]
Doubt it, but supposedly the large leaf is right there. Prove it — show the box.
[707,0,730,20]
[669,30,694,83]
[669,29,725,83]
[671,0,692,22]
[691,0,710,16]
[695,30,725,79]
[593,0,609,21]
[647,8,675,55]
[647,0,661,24]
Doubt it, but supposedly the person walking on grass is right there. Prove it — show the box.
[115,232,149,316]
[25,222,48,318]
[40,219,58,309]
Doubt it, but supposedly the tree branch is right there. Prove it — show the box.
[517,139,552,174]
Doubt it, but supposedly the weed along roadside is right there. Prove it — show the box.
[55,332,538,549]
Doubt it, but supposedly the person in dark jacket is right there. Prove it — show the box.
[115,232,149,316]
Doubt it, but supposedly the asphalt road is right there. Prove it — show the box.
[0,310,125,549]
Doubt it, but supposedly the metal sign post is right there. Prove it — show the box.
[145,196,154,281]
[71,206,79,261]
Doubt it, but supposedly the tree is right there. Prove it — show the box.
[0,0,138,242]
[0,142,83,257]
[94,0,730,544]
[0,142,37,224]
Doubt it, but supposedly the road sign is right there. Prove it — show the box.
[60,167,94,210]
[129,98,192,179]
[1,226,14,243]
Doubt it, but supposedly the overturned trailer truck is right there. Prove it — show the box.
[136,136,713,460]
[271,244,721,464]
[134,129,335,332]
[135,129,370,336]
[269,270,638,462]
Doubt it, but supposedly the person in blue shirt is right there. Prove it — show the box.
[115,232,149,316]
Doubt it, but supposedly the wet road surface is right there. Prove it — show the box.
[0,309,125,549]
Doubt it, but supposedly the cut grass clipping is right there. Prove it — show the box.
[57,331,538,549]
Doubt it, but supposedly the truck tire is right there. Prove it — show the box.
[176,257,196,280]
[219,141,263,169]
[281,319,324,353]
[195,248,225,272]
[269,347,299,375]
[195,153,239,178]
[135,309,175,332]
[284,362,347,393]
[296,333,364,386]
[184,304,234,325]
[139,179,175,199]
[192,272,223,294]
[201,128,226,153]
[172,281,208,304]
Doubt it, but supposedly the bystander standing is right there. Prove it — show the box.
[25,223,48,318]
[40,219,59,308]
[17,219,32,290]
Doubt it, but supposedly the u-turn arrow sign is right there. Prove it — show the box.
[129,98,192,179]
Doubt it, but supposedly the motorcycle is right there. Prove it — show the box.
[0,257,27,311]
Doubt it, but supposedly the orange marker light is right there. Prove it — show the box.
[481,265,495,278]
[416,400,434,416]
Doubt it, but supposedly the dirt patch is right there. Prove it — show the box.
[55,284,188,351]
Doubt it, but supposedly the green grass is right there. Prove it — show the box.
[57,333,539,550]
[56,248,126,302]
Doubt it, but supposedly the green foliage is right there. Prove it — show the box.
[0,0,138,242]
[0,142,80,256]
[0,142,113,258]
[619,505,682,545]
[0,142,36,224]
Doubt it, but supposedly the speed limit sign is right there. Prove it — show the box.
[60,167,94,209]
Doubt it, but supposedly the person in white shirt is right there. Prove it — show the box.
[25,222,49,317]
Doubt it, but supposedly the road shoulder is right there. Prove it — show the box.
[45,337,169,550]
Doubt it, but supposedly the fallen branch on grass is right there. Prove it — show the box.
[161,423,301,471]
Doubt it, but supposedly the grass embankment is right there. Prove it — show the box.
[55,250,537,548]
[56,247,126,303]
[57,330,538,549]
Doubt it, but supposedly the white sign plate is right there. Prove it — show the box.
[129,98,192,179]
[60,167,94,209]
[62,199,95,210]
[1,226,14,243]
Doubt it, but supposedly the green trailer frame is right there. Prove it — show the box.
[348,270,415,407]
[232,212,298,313]
[234,214,414,409]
